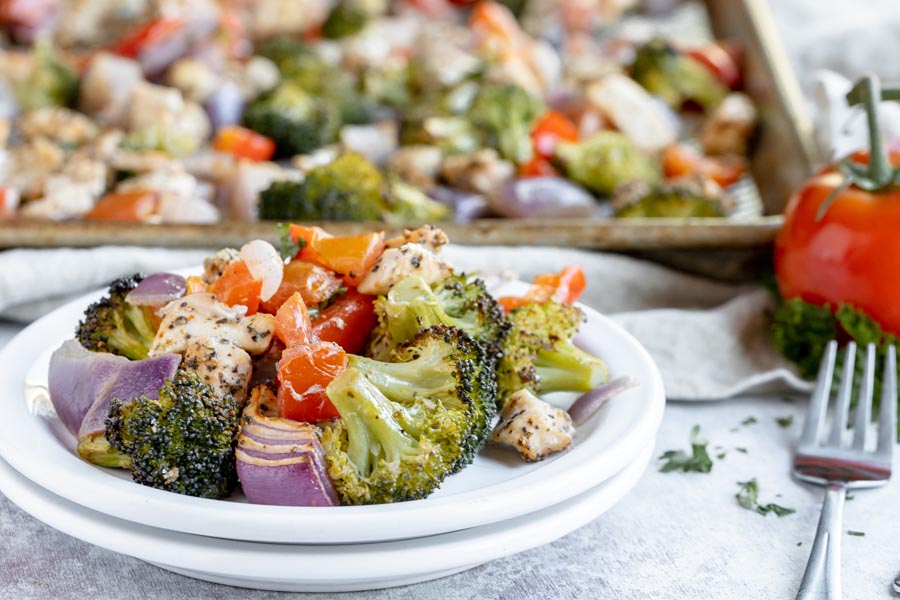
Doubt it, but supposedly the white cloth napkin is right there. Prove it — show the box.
[0,245,811,401]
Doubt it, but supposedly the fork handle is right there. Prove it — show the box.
[796,482,847,600]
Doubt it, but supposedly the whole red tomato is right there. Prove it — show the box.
[775,150,900,335]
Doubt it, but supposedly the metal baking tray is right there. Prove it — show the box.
[0,0,819,269]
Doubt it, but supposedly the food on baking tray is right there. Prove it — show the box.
[0,1,755,223]
[47,224,638,505]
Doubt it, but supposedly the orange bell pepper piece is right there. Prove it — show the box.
[274,292,313,347]
[213,260,262,315]
[277,341,346,422]
[84,191,157,222]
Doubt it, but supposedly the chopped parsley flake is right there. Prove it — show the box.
[736,447,748,454]
[847,530,865,537]
[735,479,795,517]
[741,416,758,426]
[659,425,713,473]
[776,415,794,428]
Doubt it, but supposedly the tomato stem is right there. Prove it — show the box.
[844,75,897,191]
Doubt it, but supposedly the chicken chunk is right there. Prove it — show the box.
[440,149,515,195]
[166,58,220,104]
[150,293,275,357]
[202,248,240,285]
[701,92,756,157]
[357,243,453,296]
[385,225,449,253]
[79,53,143,125]
[19,107,99,147]
[388,145,443,190]
[4,137,66,199]
[183,337,253,404]
[490,389,575,462]
[339,122,398,167]
[19,182,96,220]
[586,73,677,153]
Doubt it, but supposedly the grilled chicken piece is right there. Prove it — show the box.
[357,243,453,296]
[183,337,253,404]
[19,107,99,147]
[79,53,143,125]
[4,137,65,199]
[586,73,677,153]
[490,389,575,462]
[440,149,515,195]
[701,92,756,157]
[385,225,449,253]
[202,248,240,285]
[388,145,443,190]
[150,293,275,357]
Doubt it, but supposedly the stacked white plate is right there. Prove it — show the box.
[0,277,665,592]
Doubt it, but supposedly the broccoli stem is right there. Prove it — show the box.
[534,344,608,394]
[328,370,420,475]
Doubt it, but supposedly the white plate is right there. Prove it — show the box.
[0,273,665,544]
[0,444,653,592]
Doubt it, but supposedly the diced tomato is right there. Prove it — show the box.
[84,191,157,222]
[261,260,343,314]
[185,275,208,295]
[312,289,377,354]
[662,144,747,188]
[275,292,313,347]
[114,17,185,58]
[519,156,558,178]
[213,260,262,315]
[311,232,385,287]
[498,265,586,311]
[289,225,332,262]
[531,111,579,159]
[213,126,276,162]
[277,341,346,422]
[0,187,7,217]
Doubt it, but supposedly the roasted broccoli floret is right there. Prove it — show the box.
[322,0,369,39]
[497,301,608,400]
[554,132,660,196]
[613,179,730,218]
[400,115,482,155]
[106,370,240,499]
[255,37,375,125]
[242,81,341,157]
[258,153,387,221]
[384,177,451,224]
[75,274,157,361]
[467,83,543,164]
[14,43,78,110]
[368,274,509,361]
[631,37,728,112]
[77,435,132,469]
[320,325,497,504]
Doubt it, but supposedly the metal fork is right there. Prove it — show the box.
[793,341,896,600]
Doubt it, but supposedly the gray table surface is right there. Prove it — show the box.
[2,318,898,599]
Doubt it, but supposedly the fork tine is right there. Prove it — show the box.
[852,343,876,450]
[828,342,857,447]
[877,345,897,459]
[799,340,838,447]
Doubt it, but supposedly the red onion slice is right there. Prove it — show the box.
[236,389,339,507]
[125,272,187,307]
[490,177,596,219]
[567,376,639,426]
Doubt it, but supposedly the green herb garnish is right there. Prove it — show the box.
[659,425,713,473]
[741,416,757,426]
[776,415,794,428]
[847,530,865,537]
[735,479,795,517]
[275,222,305,262]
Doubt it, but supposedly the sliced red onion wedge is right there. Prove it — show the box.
[236,389,339,507]
[490,177,596,219]
[567,376,639,426]
[125,272,187,307]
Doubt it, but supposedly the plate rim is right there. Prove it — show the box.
[0,271,665,544]
[0,445,653,592]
